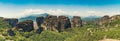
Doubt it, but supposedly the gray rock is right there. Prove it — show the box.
[58,16,71,32]
[71,16,82,28]
[3,18,18,27]
[15,20,34,32]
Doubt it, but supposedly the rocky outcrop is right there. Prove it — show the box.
[7,29,15,36]
[58,16,71,32]
[109,15,120,27]
[97,15,110,25]
[15,20,34,32]
[1,15,120,33]
[41,15,58,32]
[71,16,82,28]
[0,15,85,32]
[36,17,44,27]
[110,15,120,21]
[3,18,18,27]
[94,15,120,27]
[101,15,110,20]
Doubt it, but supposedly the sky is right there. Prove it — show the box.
[0,0,120,18]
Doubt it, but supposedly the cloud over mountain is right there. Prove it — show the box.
[17,9,120,18]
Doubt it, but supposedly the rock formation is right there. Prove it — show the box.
[36,17,44,27]
[71,16,82,28]
[0,15,83,32]
[3,18,18,27]
[41,15,58,32]
[15,20,34,32]
[58,16,71,32]
[110,15,120,21]
[109,15,120,27]
[97,15,110,25]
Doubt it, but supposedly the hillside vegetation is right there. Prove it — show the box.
[1,15,120,41]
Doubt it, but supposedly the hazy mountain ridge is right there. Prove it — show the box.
[19,13,49,22]
[19,13,101,22]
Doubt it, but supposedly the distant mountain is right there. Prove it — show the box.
[81,16,101,22]
[19,13,101,22]
[18,13,49,22]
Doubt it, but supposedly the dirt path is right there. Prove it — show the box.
[99,39,120,41]
[0,34,4,39]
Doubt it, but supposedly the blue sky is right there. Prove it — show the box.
[0,0,120,5]
[0,0,120,18]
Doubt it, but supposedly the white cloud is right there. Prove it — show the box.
[22,9,46,15]
[87,11,105,16]
[0,3,120,18]
[19,9,66,17]
[47,9,66,15]
[15,9,120,18]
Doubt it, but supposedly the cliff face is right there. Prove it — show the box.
[0,15,83,32]
[71,16,82,28]
[36,16,82,32]
[19,15,82,32]
[110,15,120,21]
[3,18,18,27]
[15,20,34,32]
[95,15,120,27]
[36,17,44,27]
[58,16,71,32]
[41,15,58,32]
[0,18,19,28]
[3,15,120,33]
[95,15,110,26]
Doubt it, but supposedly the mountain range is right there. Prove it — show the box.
[19,13,101,22]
